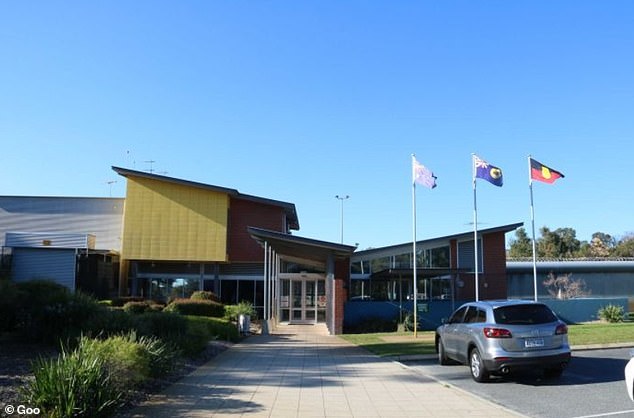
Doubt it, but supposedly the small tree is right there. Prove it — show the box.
[542,272,591,299]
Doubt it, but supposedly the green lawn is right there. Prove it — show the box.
[568,322,634,346]
[340,331,437,357]
[340,322,634,358]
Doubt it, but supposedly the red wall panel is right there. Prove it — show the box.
[228,198,288,262]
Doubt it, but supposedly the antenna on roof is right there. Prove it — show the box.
[125,150,136,168]
[144,160,156,173]
[105,180,117,197]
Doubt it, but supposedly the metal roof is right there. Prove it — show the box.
[112,166,299,230]
[248,227,357,265]
[507,259,634,272]
[353,222,524,259]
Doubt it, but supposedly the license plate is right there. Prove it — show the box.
[525,338,545,348]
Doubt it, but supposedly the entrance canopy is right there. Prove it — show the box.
[248,227,357,334]
[247,227,356,268]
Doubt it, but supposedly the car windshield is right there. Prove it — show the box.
[493,304,557,325]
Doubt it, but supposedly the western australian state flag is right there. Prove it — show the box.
[474,155,503,187]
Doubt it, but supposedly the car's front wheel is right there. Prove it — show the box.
[469,347,489,382]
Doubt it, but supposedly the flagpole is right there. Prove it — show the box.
[528,155,538,301]
[472,154,479,301]
[411,154,418,338]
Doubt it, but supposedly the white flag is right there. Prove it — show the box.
[413,157,437,189]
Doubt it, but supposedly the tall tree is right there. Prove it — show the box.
[538,227,580,258]
[508,227,532,258]
[614,233,634,257]
[587,232,616,257]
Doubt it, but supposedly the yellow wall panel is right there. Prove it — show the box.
[121,176,228,261]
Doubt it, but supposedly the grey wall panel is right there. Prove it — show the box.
[6,232,94,249]
[0,196,124,251]
[12,248,76,291]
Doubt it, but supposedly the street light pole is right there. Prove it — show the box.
[335,195,349,244]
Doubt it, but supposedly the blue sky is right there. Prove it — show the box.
[1,1,633,250]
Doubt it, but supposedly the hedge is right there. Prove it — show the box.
[164,298,225,317]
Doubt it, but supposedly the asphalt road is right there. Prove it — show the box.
[403,347,634,418]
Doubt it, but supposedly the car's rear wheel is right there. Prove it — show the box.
[469,347,489,382]
[438,338,450,365]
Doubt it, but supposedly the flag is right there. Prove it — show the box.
[413,157,437,189]
[530,158,564,184]
[474,155,503,187]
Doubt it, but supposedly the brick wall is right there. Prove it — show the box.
[481,231,508,299]
[228,198,288,262]
[333,258,349,334]
[451,232,508,301]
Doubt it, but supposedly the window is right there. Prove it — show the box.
[220,280,237,304]
[464,306,486,323]
[494,304,557,325]
[458,239,483,273]
[370,256,391,273]
[449,306,468,324]
[350,260,370,275]
[240,280,255,304]
[430,246,450,268]
[418,246,450,268]
[349,279,371,300]
[394,253,410,269]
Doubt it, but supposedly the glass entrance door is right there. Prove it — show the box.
[281,278,326,324]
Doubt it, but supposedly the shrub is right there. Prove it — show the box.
[14,280,71,340]
[598,304,625,323]
[57,292,109,342]
[77,332,179,385]
[0,279,23,333]
[135,334,180,377]
[16,279,70,306]
[403,312,422,332]
[14,281,106,343]
[79,334,151,389]
[108,296,146,307]
[123,300,162,314]
[133,311,189,349]
[81,308,137,339]
[164,298,225,317]
[181,318,215,356]
[186,316,240,343]
[190,290,221,303]
[225,301,256,321]
[23,339,123,418]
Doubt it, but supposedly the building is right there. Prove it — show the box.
[0,196,124,296]
[2,168,544,334]
[0,167,356,334]
[507,259,634,299]
[344,223,523,330]
[349,223,523,302]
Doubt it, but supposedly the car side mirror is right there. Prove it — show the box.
[441,317,448,324]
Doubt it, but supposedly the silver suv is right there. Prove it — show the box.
[435,300,571,382]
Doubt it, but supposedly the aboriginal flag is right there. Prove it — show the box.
[530,158,564,184]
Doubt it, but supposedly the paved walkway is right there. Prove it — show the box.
[126,325,525,417]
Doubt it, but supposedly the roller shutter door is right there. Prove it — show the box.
[12,248,76,291]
